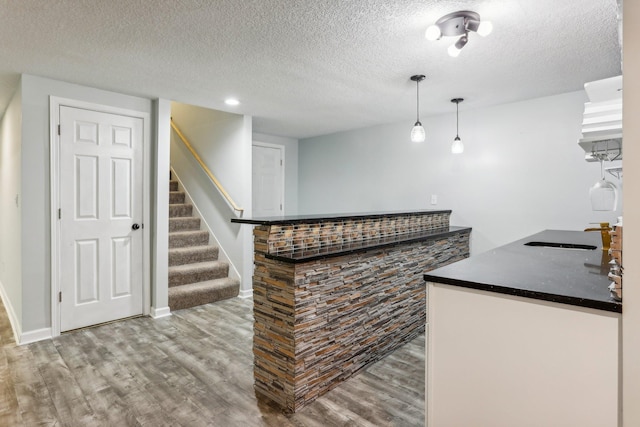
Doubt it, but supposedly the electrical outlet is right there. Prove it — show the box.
[430,194,438,205]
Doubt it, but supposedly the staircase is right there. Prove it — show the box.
[168,179,239,311]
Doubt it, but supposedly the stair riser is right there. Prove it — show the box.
[169,218,201,232]
[169,247,219,266]
[169,265,229,287]
[169,181,179,191]
[170,192,186,204]
[168,281,239,311]
[169,232,209,248]
[169,204,193,218]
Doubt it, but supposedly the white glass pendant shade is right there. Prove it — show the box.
[590,179,617,211]
[477,21,493,37]
[425,25,442,41]
[411,122,426,143]
[451,136,464,153]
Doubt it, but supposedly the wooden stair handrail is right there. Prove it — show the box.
[170,119,244,216]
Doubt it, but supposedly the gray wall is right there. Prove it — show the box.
[299,90,622,255]
[150,99,171,315]
[0,83,22,332]
[16,74,152,335]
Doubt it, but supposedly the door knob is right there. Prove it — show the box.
[132,223,140,230]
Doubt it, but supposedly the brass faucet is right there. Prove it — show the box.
[584,222,612,251]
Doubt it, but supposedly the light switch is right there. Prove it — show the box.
[430,194,438,205]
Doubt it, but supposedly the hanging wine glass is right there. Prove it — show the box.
[590,155,617,211]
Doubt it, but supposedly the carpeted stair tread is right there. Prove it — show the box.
[169,230,209,248]
[169,245,219,266]
[168,260,229,287]
[169,217,201,232]
[167,174,237,311]
[168,277,240,311]
[169,191,186,204]
[169,203,193,218]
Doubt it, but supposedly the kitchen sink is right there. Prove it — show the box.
[524,241,597,251]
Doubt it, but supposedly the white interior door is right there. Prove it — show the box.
[253,143,284,217]
[59,105,144,332]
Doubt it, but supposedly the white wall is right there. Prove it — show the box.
[0,83,22,336]
[252,132,299,215]
[19,74,152,335]
[299,91,622,255]
[170,102,253,293]
[623,0,640,424]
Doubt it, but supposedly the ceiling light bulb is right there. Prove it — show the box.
[448,44,462,57]
[225,98,240,106]
[411,122,426,143]
[448,34,468,57]
[425,25,442,41]
[451,136,464,154]
[477,21,493,37]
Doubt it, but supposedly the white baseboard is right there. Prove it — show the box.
[0,279,20,344]
[0,282,20,342]
[150,306,172,319]
[1,279,53,345]
[238,289,253,299]
[20,328,52,345]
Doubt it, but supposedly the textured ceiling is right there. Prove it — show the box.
[0,0,621,139]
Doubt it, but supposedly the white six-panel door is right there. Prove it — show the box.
[59,106,144,331]
[252,143,284,217]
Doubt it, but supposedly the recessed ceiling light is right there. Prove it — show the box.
[225,98,240,106]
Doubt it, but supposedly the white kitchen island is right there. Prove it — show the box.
[424,230,621,427]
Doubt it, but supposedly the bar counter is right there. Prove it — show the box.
[423,230,621,312]
[233,210,470,412]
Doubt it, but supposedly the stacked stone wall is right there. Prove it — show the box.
[252,216,470,412]
[265,212,451,256]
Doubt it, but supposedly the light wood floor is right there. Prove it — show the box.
[0,296,425,426]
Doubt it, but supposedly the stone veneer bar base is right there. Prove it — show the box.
[250,216,470,412]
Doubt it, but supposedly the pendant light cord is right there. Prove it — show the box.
[416,80,420,122]
[456,100,459,137]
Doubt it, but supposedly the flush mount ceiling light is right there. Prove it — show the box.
[425,10,493,57]
[224,98,240,106]
[410,74,426,143]
[451,98,464,154]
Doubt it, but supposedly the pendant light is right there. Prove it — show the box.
[451,98,464,154]
[410,75,426,142]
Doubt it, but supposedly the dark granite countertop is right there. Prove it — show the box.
[231,209,452,225]
[266,226,471,263]
[423,230,621,313]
